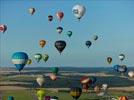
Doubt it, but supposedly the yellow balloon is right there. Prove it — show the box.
[27,59,32,65]
[37,89,45,100]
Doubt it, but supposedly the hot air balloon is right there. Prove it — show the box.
[39,40,46,48]
[72,4,86,21]
[8,96,14,100]
[51,67,59,75]
[48,15,53,22]
[102,84,108,91]
[49,73,57,81]
[119,54,125,61]
[80,76,92,92]
[113,65,120,72]
[28,8,35,15]
[56,11,64,21]
[128,71,134,78]
[51,96,59,100]
[107,57,112,64]
[0,24,7,33]
[94,85,101,94]
[93,35,98,41]
[66,31,73,37]
[55,40,66,54]
[70,87,82,100]
[42,54,49,62]
[12,52,28,72]
[27,59,32,65]
[118,65,127,75]
[57,26,63,34]
[45,96,51,100]
[36,75,45,87]
[34,53,42,63]
[118,96,128,100]
[85,40,92,48]
[37,89,45,100]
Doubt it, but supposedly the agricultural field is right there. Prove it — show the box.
[1,89,134,100]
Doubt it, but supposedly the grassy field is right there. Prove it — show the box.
[1,89,134,100]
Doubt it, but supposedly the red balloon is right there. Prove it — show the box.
[56,11,64,21]
[0,24,7,33]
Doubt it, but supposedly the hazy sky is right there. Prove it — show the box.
[0,0,134,67]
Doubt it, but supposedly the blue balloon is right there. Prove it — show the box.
[12,52,28,71]
[113,65,120,72]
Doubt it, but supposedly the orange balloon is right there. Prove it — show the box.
[39,40,46,48]
[118,96,128,100]
[49,73,57,81]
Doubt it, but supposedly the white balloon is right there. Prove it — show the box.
[128,71,134,78]
[102,84,108,91]
[72,4,86,20]
[36,75,45,87]
[29,8,35,15]
[119,54,125,61]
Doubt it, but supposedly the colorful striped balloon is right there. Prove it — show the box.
[12,52,28,72]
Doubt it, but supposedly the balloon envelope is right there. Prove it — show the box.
[66,31,73,37]
[93,35,98,41]
[80,76,90,84]
[119,54,125,61]
[51,67,59,74]
[113,65,120,72]
[57,26,63,34]
[37,89,45,100]
[118,96,128,100]
[118,65,127,73]
[102,84,108,91]
[72,4,86,20]
[8,96,14,100]
[12,52,28,71]
[85,40,92,48]
[34,53,42,63]
[42,54,49,62]
[29,8,35,15]
[70,87,82,100]
[27,59,32,65]
[128,71,134,78]
[36,75,45,87]
[49,73,57,81]
[0,24,7,33]
[48,15,53,21]
[56,11,64,21]
[39,40,46,48]
[55,40,66,54]
[107,57,112,64]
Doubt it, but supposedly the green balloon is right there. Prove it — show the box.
[8,96,14,100]
[42,54,49,62]
[67,31,72,37]
[37,89,45,100]
[34,53,42,63]
[51,67,59,74]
